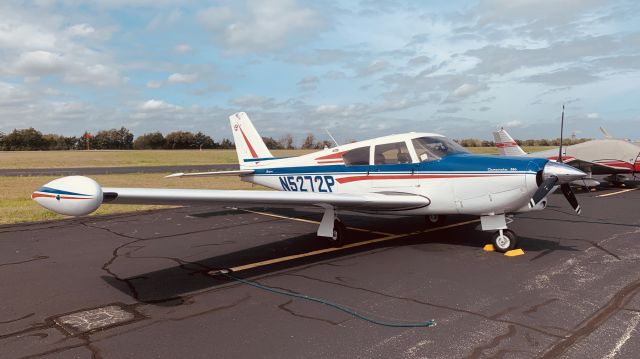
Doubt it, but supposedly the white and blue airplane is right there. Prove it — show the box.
[32,113,586,252]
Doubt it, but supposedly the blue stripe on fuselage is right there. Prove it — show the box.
[37,187,91,197]
[252,154,548,175]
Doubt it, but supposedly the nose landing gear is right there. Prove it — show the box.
[491,229,518,253]
[481,214,519,253]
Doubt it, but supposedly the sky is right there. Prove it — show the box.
[1,0,639,144]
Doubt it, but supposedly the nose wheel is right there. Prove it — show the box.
[491,229,517,253]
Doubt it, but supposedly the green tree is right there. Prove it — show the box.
[4,128,45,150]
[165,131,197,149]
[133,132,166,149]
[262,136,284,150]
[219,138,234,149]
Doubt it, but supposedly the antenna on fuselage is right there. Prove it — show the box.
[558,105,565,163]
[325,129,340,147]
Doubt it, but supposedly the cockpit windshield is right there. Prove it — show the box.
[412,136,469,162]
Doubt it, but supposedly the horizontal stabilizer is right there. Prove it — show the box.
[165,170,254,178]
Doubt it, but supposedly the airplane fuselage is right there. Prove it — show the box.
[243,152,549,217]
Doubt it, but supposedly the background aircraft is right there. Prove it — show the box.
[32,113,586,252]
[493,128,640,187]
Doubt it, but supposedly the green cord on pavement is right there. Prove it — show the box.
[220,270,436,328]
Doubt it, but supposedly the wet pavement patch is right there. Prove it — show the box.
[53,304,141,335]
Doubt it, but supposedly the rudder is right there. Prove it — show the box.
[229,112,273,165]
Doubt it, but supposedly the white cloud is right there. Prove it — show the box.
[445,83,486,103]
[66,24,95,37]
[64,64,127,86]
[174,43,192,53]
[167,72,197,83]
[146,80,163,88]
[14,50,66,76]
[586,112,600,119]
[197,0,324,54]
[138,99,182,111]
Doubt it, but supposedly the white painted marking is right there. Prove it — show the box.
[602,312,640,359]
[596,188,638,198]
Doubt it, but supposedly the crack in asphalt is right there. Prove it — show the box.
[0,256,49,269]
[277,299,347,326]
[522,298,559,317]
[284,273,566,339]
[539,276,640,358]
[0,313,35,324]
[465,324,517,359]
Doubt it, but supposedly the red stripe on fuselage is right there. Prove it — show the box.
[31,192,92,200]
[315,151,345,161]
[336,174,510,184]
[239,127,258,158]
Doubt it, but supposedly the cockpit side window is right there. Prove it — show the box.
[412,136,469,162]
[374,141,411,165]
[342,146,370,166]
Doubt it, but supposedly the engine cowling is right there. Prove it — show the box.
[31,176,103,216]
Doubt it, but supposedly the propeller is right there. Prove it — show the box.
[529,176,558,208]
[561,183,581,214]
[527,105,586,215]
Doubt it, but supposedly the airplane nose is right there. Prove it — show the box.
[542,161,586,184]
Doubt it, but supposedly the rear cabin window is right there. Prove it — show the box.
[342,146,370,166]
[374,141,411,165]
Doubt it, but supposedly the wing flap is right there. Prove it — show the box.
[101,187,430,211]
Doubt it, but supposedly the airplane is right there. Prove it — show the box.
[31,112,587,253]
[493,128,640,187]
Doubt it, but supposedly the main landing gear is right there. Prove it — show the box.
[425,214,446,227]
[481,213,518,253]
[317,206,347,247]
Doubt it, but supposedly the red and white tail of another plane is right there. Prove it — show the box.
[493,128,527,156]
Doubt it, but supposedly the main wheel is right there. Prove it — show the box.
[491,230,517,253]
[425,214,446,227]
[329,220,346,247]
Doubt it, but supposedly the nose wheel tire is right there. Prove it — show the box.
[425,215,446,227]
[329,220,346,247]
[491,229,517,253]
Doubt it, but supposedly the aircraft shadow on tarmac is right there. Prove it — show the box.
[102,208,579,306]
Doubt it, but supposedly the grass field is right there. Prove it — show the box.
[0,149,312,169]
[0,146,557,225]
[0,147,556,169]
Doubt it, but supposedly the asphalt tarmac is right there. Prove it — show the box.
[1,185,639,358]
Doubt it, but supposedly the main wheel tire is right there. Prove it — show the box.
[491,230,517,253]
[425,214,446,227]
[330,220,346,247]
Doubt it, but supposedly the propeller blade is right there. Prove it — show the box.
[561,183,582,214]
[530,176,559,208]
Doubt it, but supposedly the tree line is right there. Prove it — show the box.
[455,137,591,147]
[0,127,592,151]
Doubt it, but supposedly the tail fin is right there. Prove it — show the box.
[492,128,527,156]
[229,112,273,165]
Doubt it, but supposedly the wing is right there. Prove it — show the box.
[563,158,632,175]
[102,187,430,211]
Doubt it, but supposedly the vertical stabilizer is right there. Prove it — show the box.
[492,128,527,156]
[229,112,273,165]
